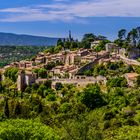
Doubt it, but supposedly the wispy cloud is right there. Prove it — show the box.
[0,0,140,22]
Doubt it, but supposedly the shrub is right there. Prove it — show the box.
[0,119,60,140]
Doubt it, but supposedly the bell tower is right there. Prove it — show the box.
[69,30,72,42]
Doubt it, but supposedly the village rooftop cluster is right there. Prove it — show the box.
[1,32,140,91]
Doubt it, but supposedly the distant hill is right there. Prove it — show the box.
[0,32,60,46]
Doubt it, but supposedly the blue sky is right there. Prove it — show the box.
[0,0,140,40]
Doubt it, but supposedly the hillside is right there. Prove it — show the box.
[0,46,47,67]
[0,32,59,46]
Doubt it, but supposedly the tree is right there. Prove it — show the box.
[79,84,105,109]
[54,45,62,53]
[45,61,56,70]
[64,41,71,49]
[4,97,9,118]
[107,77,127,88]
[136,75,140,87]
[82,33,96,42]
[25,86,31,93]
[81,33,96,49]
[0,119,60,140]
[14,101,21,116]
[32,83,39,91]
[94,46,102,58]
[70,41,79,50]
[44,80,52,89]
[60,103,71,113]
[118,29,127,41]
[97,35,107,40]
[38,68,47,78]
[37,84,47,97]
[4,67,18,82]
[47,94,56,101]
[57,38,64,46]
[55,82,63,90]
[127,28,138,47]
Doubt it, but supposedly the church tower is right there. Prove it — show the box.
[69,30,73,42]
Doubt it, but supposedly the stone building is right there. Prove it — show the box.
[17,70,26,91]
[124,73,139,87]
[106,43,120,54]
[35,56,46,64]
[17,70,36,91]
[19,61,33,69]
[91,40,101,49]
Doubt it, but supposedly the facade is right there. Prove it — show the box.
[119,48,140,59]
[124,73,139,87]
[17,70,36,91]
[91,41,101,48]
[106,43,120,54]
[17,70,26,91]
[35,57,46,64]
[18,60,33,69]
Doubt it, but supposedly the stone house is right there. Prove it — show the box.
[124,73,139,87]
[17,70,36,91]
[106,43,120,54]
[35,56,46,64]
[91,41,101,49]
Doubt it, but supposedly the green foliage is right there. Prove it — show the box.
[38,68,47,78]
[60,103,71,113]
[118,29,127,41]
[104,126,140,140]
[57,39,64,47]
[4,67,18,82]
[54,45,62,54]
[55,82,63,90]
[107,77,127,88]
[47,94,56,101]
[0,119,60,140]
[79,84,105,109]
[136,75,140,87]
[137,58,140,62]
[115,27,140,49]
[0,46,47,67]
[34,68,48,78]
[81,33,96,49]
[94,40,110,51]
[4,98,9,118]
[45,61,56,70]
[37,84,48,97]
[84,61,129,77]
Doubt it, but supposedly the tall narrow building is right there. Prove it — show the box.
[17,70,25,91]
[69,30,72,41]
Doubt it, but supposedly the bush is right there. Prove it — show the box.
[137,58,140,62]
[107,77,127,88]
[47,94,56,101]
[59,103,71,113]
[0,119,60,140]
[79,84,105,109]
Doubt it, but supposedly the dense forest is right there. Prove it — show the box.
[0,46,48,67]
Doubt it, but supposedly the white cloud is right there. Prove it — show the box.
[0,7,41,13]
[0,0,140,22]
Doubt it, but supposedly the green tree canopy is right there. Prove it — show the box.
[0,119,60,140]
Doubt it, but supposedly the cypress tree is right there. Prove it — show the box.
[4,97,9,118]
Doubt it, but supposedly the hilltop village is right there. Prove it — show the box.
[1,30,140,91]
[1,28,140,139]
